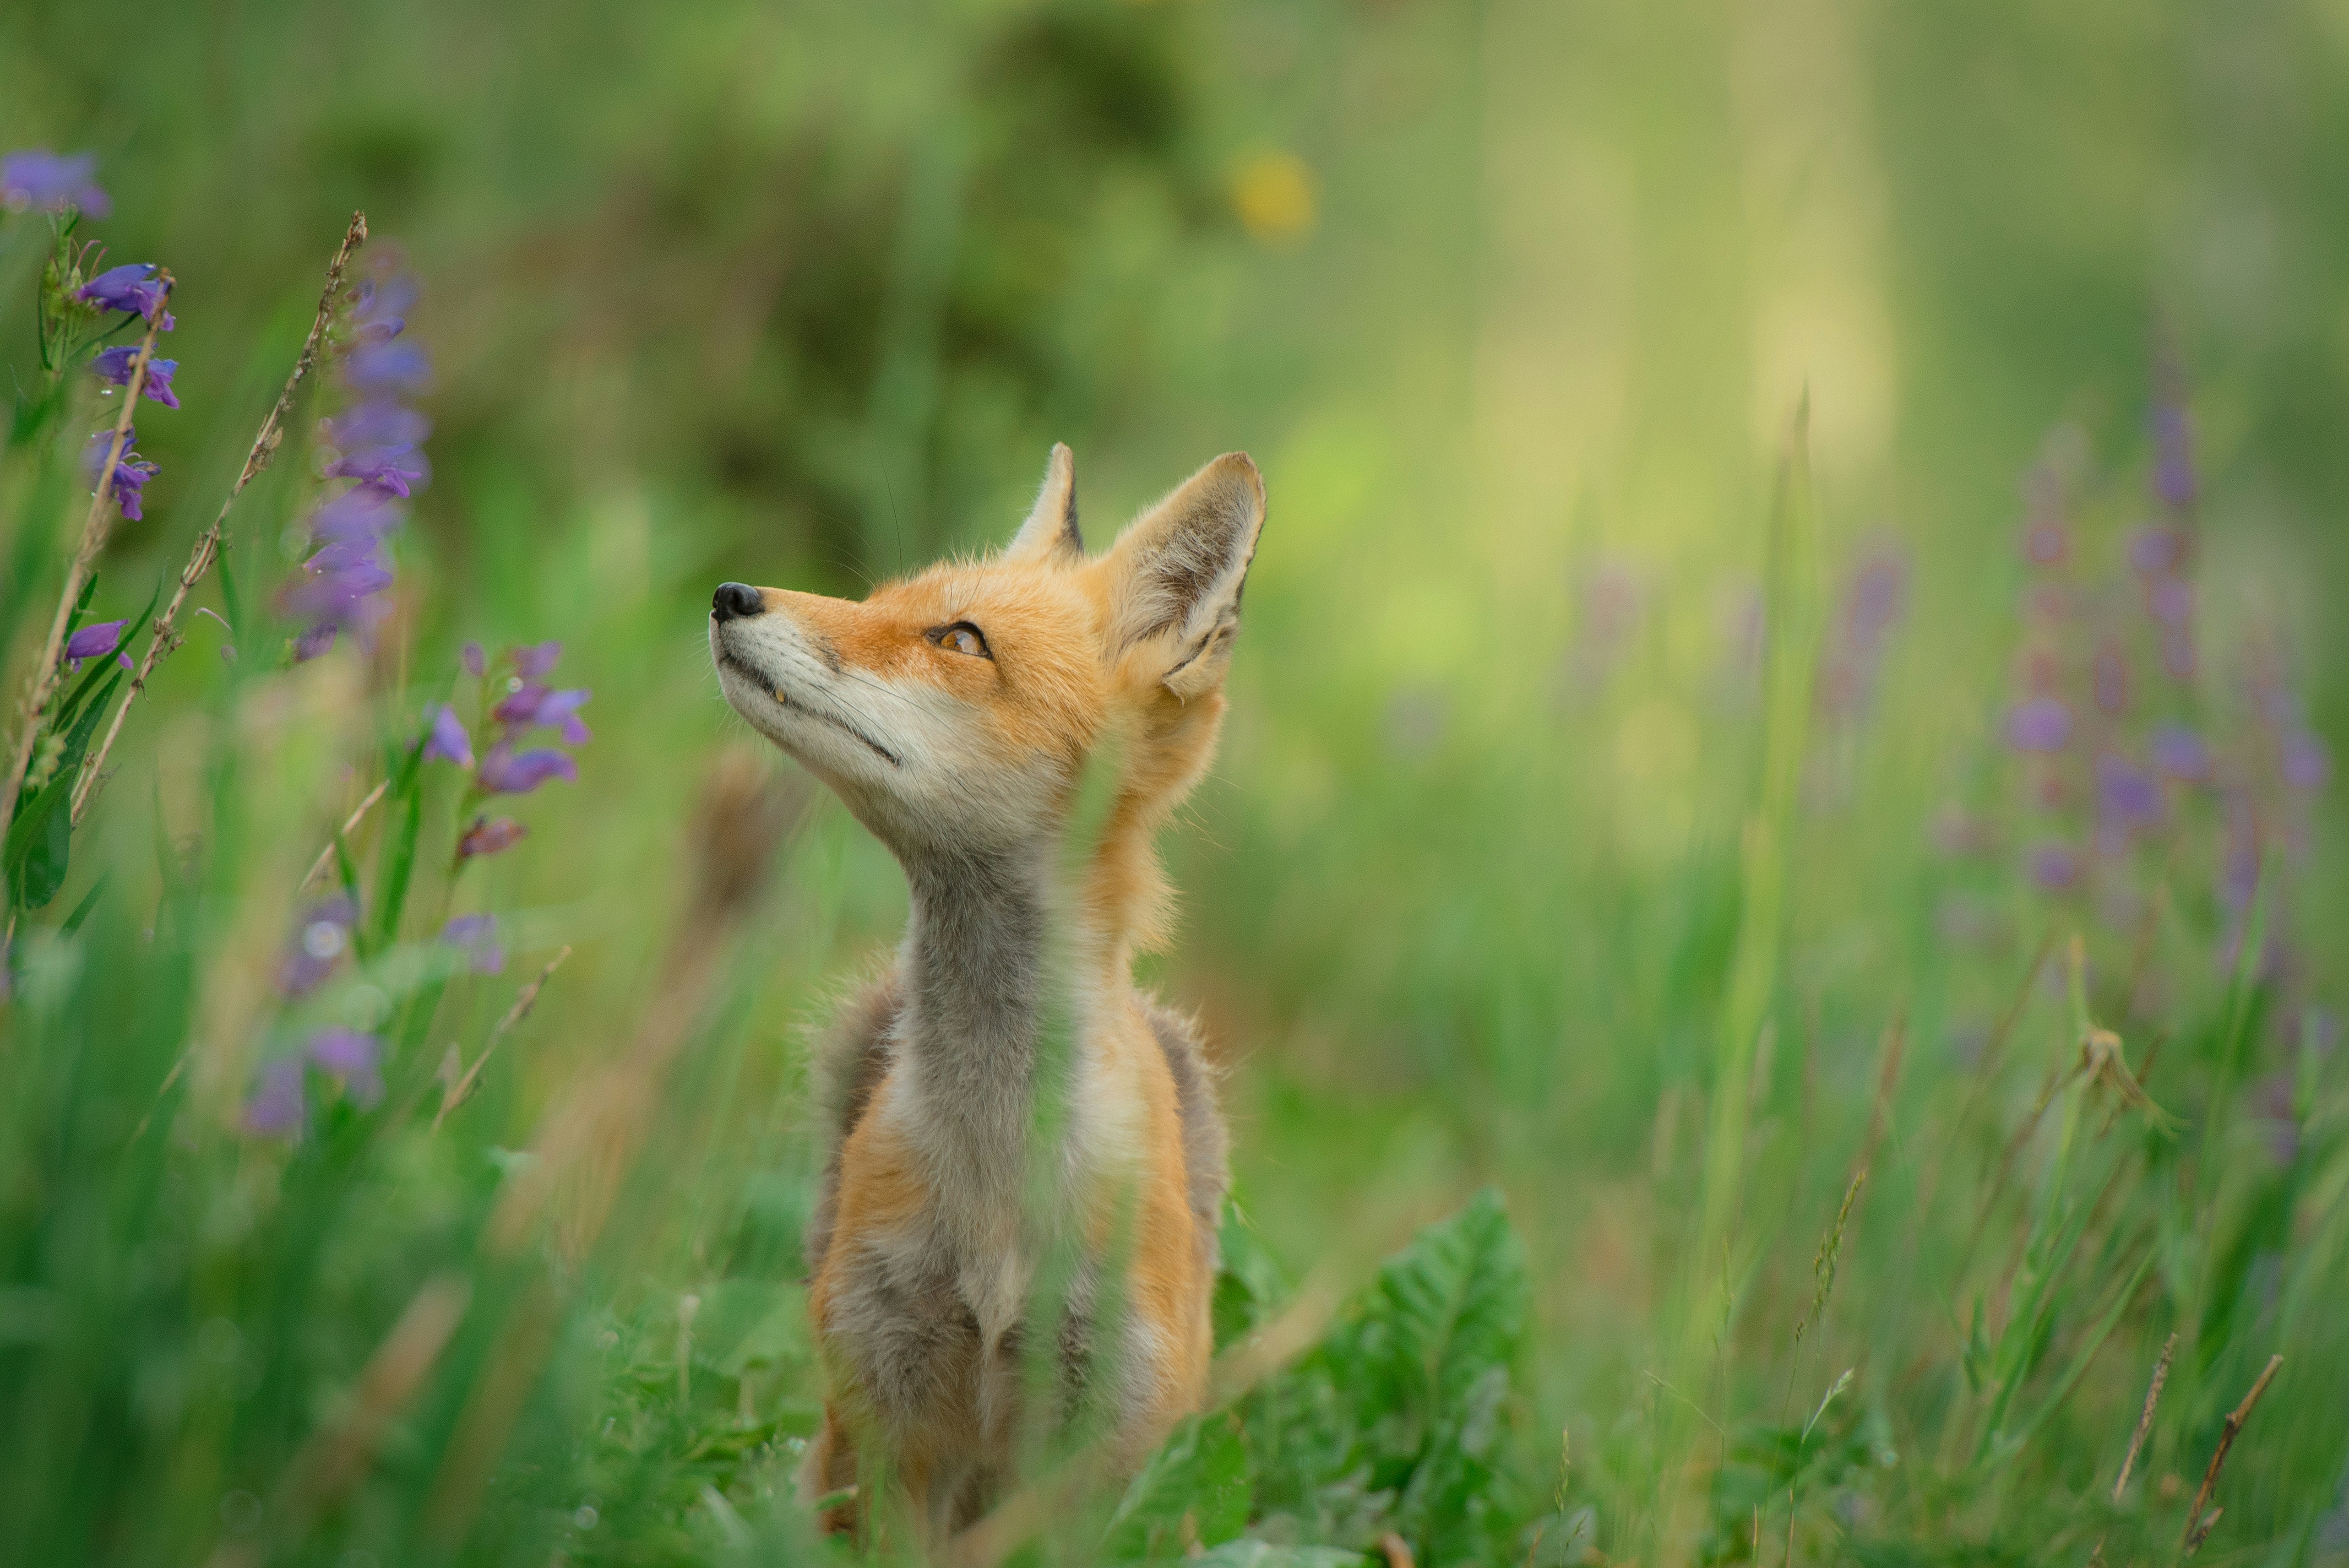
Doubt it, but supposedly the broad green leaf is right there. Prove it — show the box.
[1106,1411,1252,1560]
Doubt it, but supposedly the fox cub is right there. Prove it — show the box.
[708,447,1265,1538]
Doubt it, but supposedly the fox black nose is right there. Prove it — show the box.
[712,582,764,623]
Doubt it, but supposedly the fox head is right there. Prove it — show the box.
[710,446,1264,949]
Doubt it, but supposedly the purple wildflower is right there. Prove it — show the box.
[2006,696,2073,754]
[323,445,429,498]
[244,1058,307,1137]
[343,340,430,394]
[350,274,418,342]
[2097,752,2162,832]
[2029,841,2083,891]
[92,347,180,409]
[458,815,529,858]
[512,641,563,680]
[2150,724,2210,781]
[75,263,175,329]
[477,743,578,795]
[2282,731,2332,792]
[293,624,338,662]
[282,555,395,625]
[322,399,430,451]
[462,642,486,678]
[2152,399,2196,510]
[64,618,132,673]
[306,1027,385,1107]
[422,705,474,768]
[308,485,404,544]
[493,684,593,745]
[2144,575,2193,629]
[2129,526,2186,577]
[440,913,506,976]
[80,430,157,521]
[0,149,110,216]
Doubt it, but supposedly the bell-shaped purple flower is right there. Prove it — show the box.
[293,624,338,662]
[458,815,527,859]
[2129,526,2186,577]
[92,347,180,409]
[306,1027,384,1107]
[324,445,429,498]
[244,1058,307,1138]
[462,642,486,678]
[2029,841,2083,891]
[64,618,132,673]
[421,705,474,768]
[2150,724,2210,781]
[477,743,577,795]
[440,913,506,976]
[1,149,110,216]
[343,340,430,394]
[322,399,431,452]
[2006,696,2073,754]
[82,430,158,521]
[75,263,174,329]
[493,683,593,745]
[350,273,418,342]
[512,641,562,680]
[308,486,404,545]
[2096,753,2162,831]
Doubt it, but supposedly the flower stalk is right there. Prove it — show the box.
[71,212,368,825]
[0,292,170,838]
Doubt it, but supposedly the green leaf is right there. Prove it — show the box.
[60,872,107,934]
[1105,1411,1252,1561]
[6,668,121,909]
[370,760,425,952]
[1182,1545,1368,1568]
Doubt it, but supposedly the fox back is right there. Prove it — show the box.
[707,446,1263,1539]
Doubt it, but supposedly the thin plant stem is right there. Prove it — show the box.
[433,945,572,1131]
[0,288,171,834]
[2178,1354,2282,1557]
[71,212,369,825]
[299,776,392,891]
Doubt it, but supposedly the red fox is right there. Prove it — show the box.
[708,447,1264,1540]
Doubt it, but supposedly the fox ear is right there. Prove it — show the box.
[1005,443,1083,563]
[1096,452,1265,700]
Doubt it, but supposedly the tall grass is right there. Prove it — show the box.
[5,0,2348,1563]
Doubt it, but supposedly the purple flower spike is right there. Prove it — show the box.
[306,1027,385,1107]
[1,149,110,216]
[309,486,404,545]
[322,400,431,452]
[342,340,430,394]
[458,815,528,859]
[92,347,181,409]
[2150,724,2210,781]
[75,263,175,329]
[462,642,486,678]
[64,618,132,673]
[2006,696,2073,754]
[324,445,429,499]
[512,641,562,680]
[477,743,578,795]
[440,913,506,976]
[2153,401,2196,510]
[422,705,474,768]
[244,1058,307,1137]
[2282,731,2332,792]
[2029,841,2083,891]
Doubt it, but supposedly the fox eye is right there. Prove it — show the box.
[929,621,991,659]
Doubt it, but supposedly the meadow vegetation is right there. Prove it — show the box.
[3,1,2345,1563]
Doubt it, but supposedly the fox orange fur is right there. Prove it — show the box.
[707,447,1264,1541]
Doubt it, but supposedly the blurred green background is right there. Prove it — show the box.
[5,0,2347,1563]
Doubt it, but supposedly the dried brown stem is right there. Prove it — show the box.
[298,776,392,891]
[73,213,369,825]
[0,293,170,834]
[434,945,571,1131]
[2114,1332,2176,1503]
[2177,1353,2281,1557]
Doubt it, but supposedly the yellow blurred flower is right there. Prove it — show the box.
[1230,150,1317,247]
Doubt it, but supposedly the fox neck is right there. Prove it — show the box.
[896,841,1065,1206]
